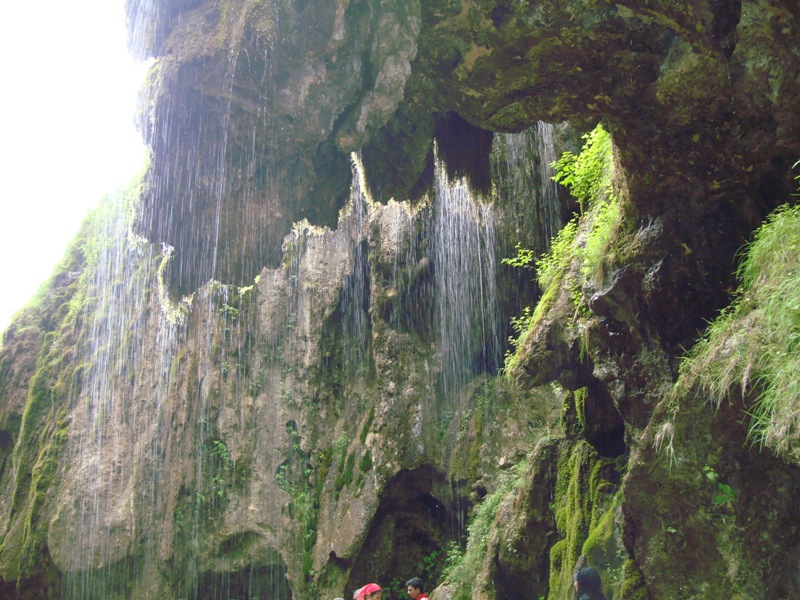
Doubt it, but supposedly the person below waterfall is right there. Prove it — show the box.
[406,576,429,599]
[356,582,383,600]
[574,566,608,600]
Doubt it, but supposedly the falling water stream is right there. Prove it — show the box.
[432,152,501,401]
[491,121,563,256]
[58,191,185,599]
[340,159,372,374]
[49,114,561,598]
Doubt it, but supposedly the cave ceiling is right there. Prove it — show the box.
[127,0,800,294]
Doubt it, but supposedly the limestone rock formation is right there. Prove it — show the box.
[1,0,799,599]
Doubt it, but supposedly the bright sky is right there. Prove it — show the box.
[0,1,149,334]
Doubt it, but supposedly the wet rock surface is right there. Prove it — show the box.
[0,0,799,598]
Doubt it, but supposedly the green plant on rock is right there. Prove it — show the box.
[199,438,235,511]
[703,465,736,508]
[249,367,264,397]
[438,407,455,442]
[418,547,447,590]
[502,242,536,270]
[501,220,581,374]
[673,199,800,459]
[503,123,619,373]
[535,219,580,295]
[442,457,529,599]
[552,125,615,215]
[219,303,239,320]
[556,123,620,287]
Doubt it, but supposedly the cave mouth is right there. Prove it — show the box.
[346,465,470,594]
[193,561,292,600]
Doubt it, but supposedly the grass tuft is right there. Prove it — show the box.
[676,202,800,456]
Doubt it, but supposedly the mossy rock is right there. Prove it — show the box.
[549,440,624,599]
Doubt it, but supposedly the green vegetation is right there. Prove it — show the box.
[249,367,265,397]
[501,243,536,271]
[552,125,615,215]
[274,423,324,595]
[386,547,448,598]
[619,559,648,600]
[533,220,580,294]
[549,441,622,600]
[219,303,239,320]
[359,449,373,472]
[503,124,620,373]
[200,437,235,509]
[673,200,800,458]
[360,404,375,444]
[702,465,736,508]
[442,457,529,599]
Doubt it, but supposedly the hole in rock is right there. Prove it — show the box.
[590,423,627,458]
[0,429,11,452]
[434,112,494,194]
[346,466,470,593]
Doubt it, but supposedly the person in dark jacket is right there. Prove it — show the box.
[574,566,608,600]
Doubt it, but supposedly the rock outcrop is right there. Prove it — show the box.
[0,0,799,598]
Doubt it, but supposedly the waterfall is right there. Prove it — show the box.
[58,190,184,599]
[432,151,501,401]
[491,121,563,255]
[340,158,371,374]
[24,112,562,598]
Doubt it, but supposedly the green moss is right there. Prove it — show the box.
[548,539,568,595]
[551,441,594,596]
[0,173,153,583]
[619,559,648,600]
[2,299,80,581]
[448,423,482,483]
[17,410,70,578]
[573,387,588,431]
[548,440,623,599]
[344,452,355,484]
[359,450,373,473]
[582,500,614,558]
[360,404,375,444]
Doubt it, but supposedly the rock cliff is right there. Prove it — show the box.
[0,0,799,599]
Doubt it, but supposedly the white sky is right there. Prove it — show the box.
[0,1,149,334]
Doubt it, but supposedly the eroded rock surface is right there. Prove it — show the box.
[1,0,799,598]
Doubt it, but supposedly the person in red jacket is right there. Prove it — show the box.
[406,577,428,599]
